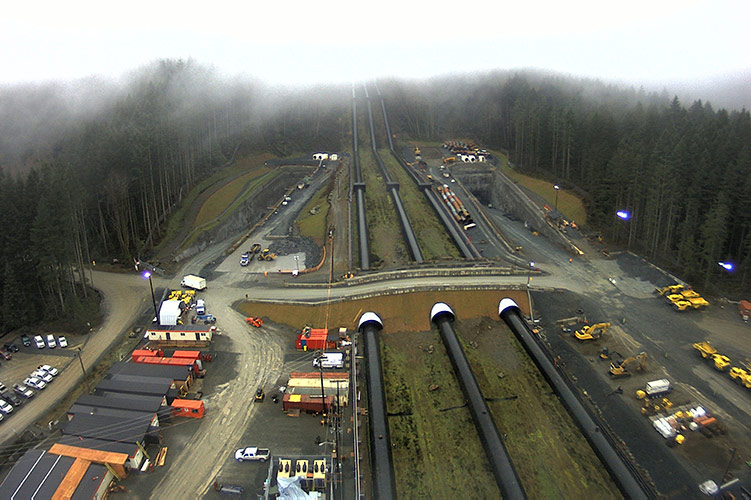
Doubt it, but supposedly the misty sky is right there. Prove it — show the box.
[2,0,748,87]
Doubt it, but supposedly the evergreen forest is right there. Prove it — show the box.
[0,62,749,333]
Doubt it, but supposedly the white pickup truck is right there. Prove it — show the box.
[234,447,270,462]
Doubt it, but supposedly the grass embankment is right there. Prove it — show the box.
[238,290,618,497]
[194,166,271,227]
[497,153,587,225]
[154,153,275,254]
[379,149,461,261]
[358,110,407,267]
[381,331,500,497]
[461,319,621,498]
[297,184,332,246]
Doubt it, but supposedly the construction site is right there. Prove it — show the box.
[0,85,750,500]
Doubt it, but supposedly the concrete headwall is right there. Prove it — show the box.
[453,166,580,256]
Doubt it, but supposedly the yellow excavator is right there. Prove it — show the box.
[573,322,611,341]
[609,352,648,377]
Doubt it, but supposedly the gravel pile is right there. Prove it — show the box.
[268,236,321,265]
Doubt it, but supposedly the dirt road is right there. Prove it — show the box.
[0,271,148,450]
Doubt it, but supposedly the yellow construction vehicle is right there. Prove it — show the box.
[693,341,718,359]
[655,284,684,296]
[573,322,611,341]
[609,352,648,378]
[729,367,751,389]
[673,297,709,311]
[692,341,731,371]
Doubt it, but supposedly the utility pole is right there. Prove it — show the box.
[77,348,91,393]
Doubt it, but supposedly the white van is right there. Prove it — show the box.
[312,352,344,369]
[196,299,206,316]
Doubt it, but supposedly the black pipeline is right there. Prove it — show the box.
[351,86,369,269]
[498,298,648,500]
[358,312,396,500]
[431,303,526,500]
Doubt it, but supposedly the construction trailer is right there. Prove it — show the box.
[0,449,118,500]
[74,393,171,424]
[62,412,156,444]
[110,360,196,390]
[171,398,205,418]
[296,327,337,351]
[145,325,214,347]
[286,372,350,407]
[95,374,178,401]
[282,394,335,414]
[57,434,144,471]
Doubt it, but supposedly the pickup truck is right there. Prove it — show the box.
[234,447,270,462]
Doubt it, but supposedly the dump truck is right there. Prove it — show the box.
[655,284,684,296]
[181,275,207,291]
[608,352,647,378]
[693,341,717,359]
[573,322,610,341]
[729,367,751,389]
[673,296,709,311]
[693,342,731,371]
[636,379,672,399]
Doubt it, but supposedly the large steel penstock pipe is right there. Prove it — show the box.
[430,303,526,500]
[498,298,647,500]
[358,312,396,500]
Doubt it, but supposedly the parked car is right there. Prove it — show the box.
[21,335,31,347]
[34,335,45,349]
[32,370,54,383]
[38,364,59,376]
[46,334,56,348]
[24,377,46,390]
[57,336,68,348]
[3,343,19,353]
[234,447,270,462]
[0,350,11,360]
[0,399,13,415]
[1,390,22,407]
[13,384,35,399]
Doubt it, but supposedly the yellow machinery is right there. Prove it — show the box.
[655,284,684,296]
[673,297,709,311]
[693,341,717,359]
[573,322,611,341]
[641,397,673,416]
[609,352,647,378]
[692,341,731,371]
[729,367,751,389]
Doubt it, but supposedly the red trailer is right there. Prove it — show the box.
[131,349,163,360]
[296,327,337,351]
[134,355,204,376]
[171,399,205,418]
[172,350,201,361]
[283,393,334,414]
[739,300,751,322]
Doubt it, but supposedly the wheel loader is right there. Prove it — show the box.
[573,322,611,341]
[608,352,647,377]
